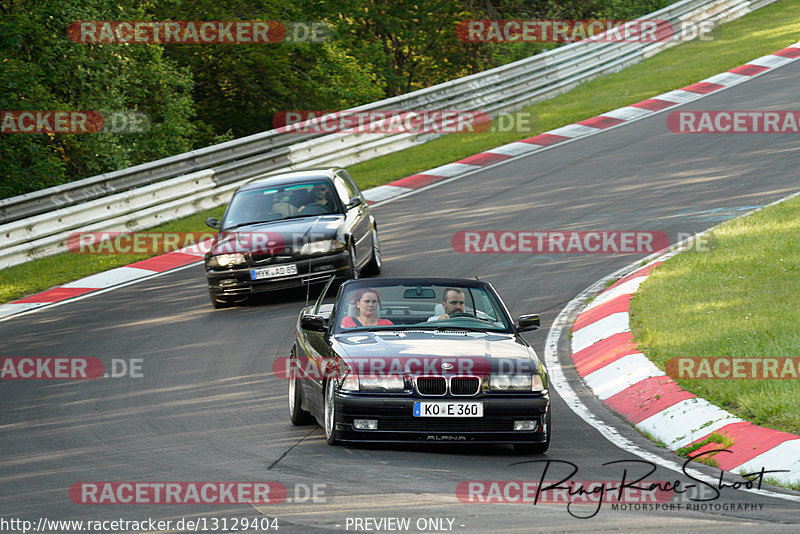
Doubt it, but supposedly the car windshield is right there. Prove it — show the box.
[222,181,340,229]
[335,282,513,333]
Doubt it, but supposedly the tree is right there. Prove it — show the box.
[0,0,197,198]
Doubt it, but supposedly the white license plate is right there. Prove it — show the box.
[413,402,483,418]
[250,264,298,280]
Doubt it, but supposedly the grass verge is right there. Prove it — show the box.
[630,194,800,435]
[2,0,800,303]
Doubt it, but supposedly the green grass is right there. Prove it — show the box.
[2,0,800,303]
[630,194,800,436]
[676,432,734,468]
[0,207,224,303]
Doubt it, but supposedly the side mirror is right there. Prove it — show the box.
[518,314,540,332]
[346,197,363,210]
[206,217,220,229]
[301,314,327,332]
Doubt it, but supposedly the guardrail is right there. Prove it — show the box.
[0,0,777,269]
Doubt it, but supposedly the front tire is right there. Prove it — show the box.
[324,379,340,445]
[362,226,382,276]
[288,359,314,425]
[209,291,232,309]
[513,405,551,454]
[345,243,360,280]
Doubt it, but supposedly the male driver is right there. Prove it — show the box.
[428,288,465,321]
[298,182,335,213]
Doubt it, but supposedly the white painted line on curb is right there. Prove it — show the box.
[571,312,630,353]
[485,142,543,157]
[0,302,47,318]
[601,106,657,121]
[749,55,795,68]
[582,277,646,312]
[702,72,750,86]
[656,89,705,104]
[546,124,599,138]
[363,185,413,203]
[583,353,662,400]
[735,440,800,485]
[61,266,156,289]
[636,397,743,451]
[420,162,479,177]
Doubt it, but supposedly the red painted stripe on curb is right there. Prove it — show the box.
[388,173,445,190]
[577,116,625,129]
[631,98,675,111]
[15,287,97,303]
[573,294,631,332]
[571,331,639,377]
[773,47,800,58]
[456,152,513,166]
[682,82,724,94]
[519,133,569,146]
[604,375,695,425]
[728,64,769,76]
[129,253,199,272]
[605,261,664,292]
[686,422,800,471]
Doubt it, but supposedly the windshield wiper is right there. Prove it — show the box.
[433,326,493,333]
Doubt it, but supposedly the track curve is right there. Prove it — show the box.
[3,57,800,532]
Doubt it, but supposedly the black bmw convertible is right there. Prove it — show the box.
[287,277,550,453]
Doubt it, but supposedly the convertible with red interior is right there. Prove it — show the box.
[287,277,550,453]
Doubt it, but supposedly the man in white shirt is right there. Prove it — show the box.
[428,288,466,321]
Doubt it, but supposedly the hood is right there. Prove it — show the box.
[333,330,538,376]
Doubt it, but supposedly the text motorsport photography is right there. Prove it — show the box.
[457,457,781,519]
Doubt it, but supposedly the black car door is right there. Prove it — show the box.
[297,276,338,411]
[333,171,371,268]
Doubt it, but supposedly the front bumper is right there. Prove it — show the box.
[206,252,350,297]
[332,393,550,444]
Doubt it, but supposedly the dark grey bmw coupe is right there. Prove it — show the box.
[287,277,550,453]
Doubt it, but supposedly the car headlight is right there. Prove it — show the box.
[359,375,406,392]
[299,239,345,255]
[208,253,247,268]
[339,374,406,392]
[490,374,534,391]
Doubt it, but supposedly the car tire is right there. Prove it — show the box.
[288,358,315,426]
[345,243,360,280]
[209,291,233,309]
[361,226,382,276]
[324,379,340,445]
[513,405,551,454]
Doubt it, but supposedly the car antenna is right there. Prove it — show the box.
[474,275,480,280]
[305,269,312,308]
